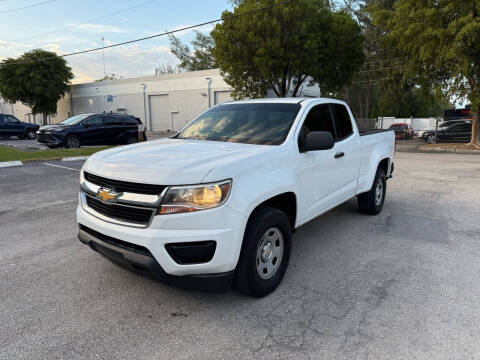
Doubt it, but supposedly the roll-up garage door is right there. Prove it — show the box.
[149,94,170,131]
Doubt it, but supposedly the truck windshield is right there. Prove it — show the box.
[175,103,301,145]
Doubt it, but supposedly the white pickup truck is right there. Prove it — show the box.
[77,98,395,297]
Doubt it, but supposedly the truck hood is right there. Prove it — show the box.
[84,138,274,185]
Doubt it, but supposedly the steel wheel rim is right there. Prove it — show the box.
[375,178,383,206]
[256,227,284,280]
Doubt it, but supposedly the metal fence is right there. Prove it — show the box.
[355,117,473,143]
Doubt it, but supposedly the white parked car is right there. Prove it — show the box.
[77,98,395,297]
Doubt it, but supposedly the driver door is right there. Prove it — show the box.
[297,103,341,223]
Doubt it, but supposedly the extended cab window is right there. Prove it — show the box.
[176,103,301,145]
[301,104,335,137]
[333,104,353,140]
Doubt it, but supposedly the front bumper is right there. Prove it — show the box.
[36,132,64,145]
[77,198,247,290]
[78,225,234,292]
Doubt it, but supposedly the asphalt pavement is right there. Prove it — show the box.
[1,152,480,359]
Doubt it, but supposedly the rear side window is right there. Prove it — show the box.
[301,104,335,137]
[4,115,20,124]
[102,115,123,126]
[0,116,4,125]
[332,104,353,140]
[124,117,140,126]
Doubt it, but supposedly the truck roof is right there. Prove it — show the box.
[224,97,346,106]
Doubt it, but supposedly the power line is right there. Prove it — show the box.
[16,0,160,42]
[0,0,55,14]
[0,0,294,67]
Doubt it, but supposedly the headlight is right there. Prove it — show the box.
[158,180,232,215]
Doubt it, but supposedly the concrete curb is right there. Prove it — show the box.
[418,147,480,155]
[0,161,23,168]
[62,156,89,162]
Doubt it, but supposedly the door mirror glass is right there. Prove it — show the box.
[302,131,335,152]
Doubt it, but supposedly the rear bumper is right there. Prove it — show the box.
[78,226,234,293]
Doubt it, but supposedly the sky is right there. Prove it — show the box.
[0,0,233,83]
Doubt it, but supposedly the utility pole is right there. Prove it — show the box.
[101,36,106,78]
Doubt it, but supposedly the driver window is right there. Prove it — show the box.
[301,104,335,138]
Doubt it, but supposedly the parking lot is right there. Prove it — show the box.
[1,151,480,359]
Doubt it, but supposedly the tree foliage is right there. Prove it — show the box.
[211,0,365,99]
[0,49,73,125]
[370,0,480,145]
[168,31,216,71]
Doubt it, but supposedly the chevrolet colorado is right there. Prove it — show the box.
[77,98,395,297]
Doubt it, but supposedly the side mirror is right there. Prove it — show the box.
[301,131,335,152]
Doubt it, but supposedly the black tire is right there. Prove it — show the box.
[357,168,387,215]
[24,129,36,140]
[64,135,81,148]
[234,207,292,297]
[126,135,138,145]
[47,145,58,149]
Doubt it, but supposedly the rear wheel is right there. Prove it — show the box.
[25,129,36,140]
[234,207,292,297]
[64,135,81,148]
[126,135,137,145]
[357,168,386,215]
[427,135,436,144]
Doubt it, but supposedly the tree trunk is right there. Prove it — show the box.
[469,103,480,148]
[42,113,48,126]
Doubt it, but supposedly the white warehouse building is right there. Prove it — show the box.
[2,68,320,131]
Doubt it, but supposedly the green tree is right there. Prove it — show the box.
[168,31,216,71]
[0,49,73,125]
[211,0,364,99]
[371,0,480,146]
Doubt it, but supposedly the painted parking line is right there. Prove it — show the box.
[42,162,80,172]
[62,156,89,162]
[0,161,23,168]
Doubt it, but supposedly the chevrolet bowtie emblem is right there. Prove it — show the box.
[97,188,120,202]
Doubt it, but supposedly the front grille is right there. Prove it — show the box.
[86,195,154,225]
[36,133,54,143]
[79,224,152,257]
[84,172,166,195]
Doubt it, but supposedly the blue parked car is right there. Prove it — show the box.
[0,114,40,140]
[36,113,146,148]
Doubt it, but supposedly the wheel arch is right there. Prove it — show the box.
[246,192,297,230]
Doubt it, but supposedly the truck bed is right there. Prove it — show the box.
[359,129,394,136]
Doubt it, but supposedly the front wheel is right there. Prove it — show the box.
[64,135,81,148]
[234,207,292,297]
[427,135,436,144]
[357,168,386,215]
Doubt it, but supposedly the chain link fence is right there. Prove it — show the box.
[355,117,472,143]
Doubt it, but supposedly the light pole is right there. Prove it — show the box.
[101,36,106,78]
[205,77,212,108]
[140,83,148,130]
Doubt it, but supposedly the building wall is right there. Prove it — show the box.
[70,69,233,131]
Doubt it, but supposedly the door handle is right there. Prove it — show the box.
[334,152,345,159]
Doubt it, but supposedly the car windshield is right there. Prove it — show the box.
[175,103,301,145]
[389,124,406,130]
[59,114,91,125]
